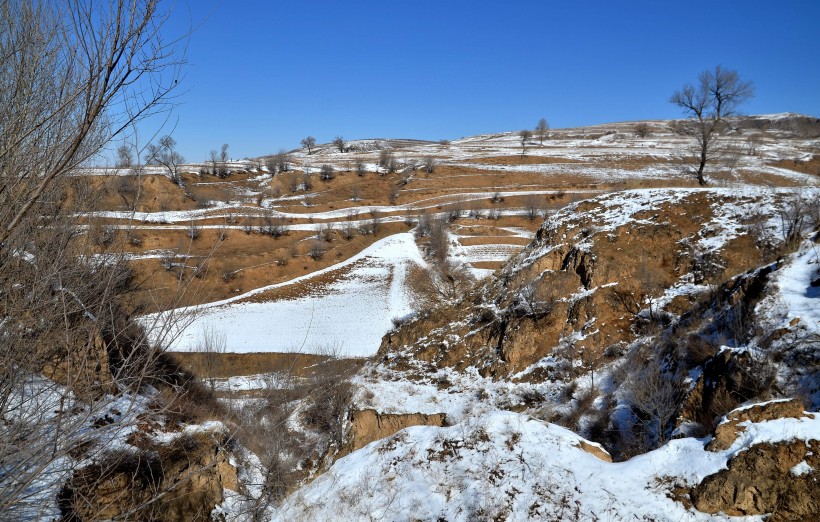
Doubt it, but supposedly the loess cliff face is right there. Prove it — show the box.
[379,189,792,379]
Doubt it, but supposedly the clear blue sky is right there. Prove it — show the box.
[150,0,820,162]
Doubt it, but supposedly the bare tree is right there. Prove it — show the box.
[332,136,345,153]
[635,123,650,138]
[146,135,185,185]
[670,65,754,185]
[378,149,397,173]
[209,149,220,175]
[200,325,227,391]
[624,355,685,448]
[264,154,277,174]
[301,136,316,154]
[217,143,229,177]
[319,164,336,181]
[426,216,451,264]
[0,0,183,247]
[116,144,134,168]
[519,129,532,154]
[0,1,207,518]
[524,194,545,221]
[275,149,291,173]
[536,118,549,144]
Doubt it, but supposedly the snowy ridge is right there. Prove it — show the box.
[270,409,818,521]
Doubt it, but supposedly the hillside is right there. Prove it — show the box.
[82,114,819,353]
[259,188,820,520]
[7,114,820,521]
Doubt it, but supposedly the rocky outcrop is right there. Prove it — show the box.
[692,439,818,520]
[379,190,780,379]
[575,440,612,462]
[59,427,237,521]
[345,409,447,453]
[689,400,818,520]
[707,399,807,451]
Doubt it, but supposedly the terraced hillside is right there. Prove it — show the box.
[80,114,818,363]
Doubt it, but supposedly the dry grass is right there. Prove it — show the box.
[772,156,820,177]
[173,351,365,380]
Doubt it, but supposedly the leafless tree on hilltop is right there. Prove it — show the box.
[670,65,754,185]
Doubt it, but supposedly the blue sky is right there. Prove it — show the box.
[147,0,820,161]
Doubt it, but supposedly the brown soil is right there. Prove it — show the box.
[707,399,807,451]
[772,156,820,177]
[343,409,447,454]
[61,427,237,522]
[378,191,792,378]
[456,236,531,247]
[692,439,819,520]
[470,155,587,165]
[172,351,366,379]
[121,221,410,313]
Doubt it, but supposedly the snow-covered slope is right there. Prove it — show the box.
[257,185,820,521]
[270,408,818,521]
[146,233,426,356]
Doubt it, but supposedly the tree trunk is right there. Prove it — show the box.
[696,152,707,186]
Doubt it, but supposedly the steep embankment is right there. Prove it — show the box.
[271,186,820,520]
[378,188,800,377]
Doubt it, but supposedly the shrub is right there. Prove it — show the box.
[308,241,327,260]
[301,380,351,442]
[187,222,201,240]
[350,184,361,201]
[378,150,397,173]
[388,185,400,204]
[92,223,117,247]
[340,224,356,240]
[319,164,335,181]
[302,171,313,191]
[355,160,366,177]
[317,223,334,242]
[422,156,436,173]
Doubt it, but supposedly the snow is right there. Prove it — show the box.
[87,189,589,225]
[269,409,819,521]
[790,461,813,476]
[210,373,296,392]
[761,244,820,332]
[144,233,426,356]
[150,420,225,444]
[724,415,820,457]
[68,119,820,519]
[1,373,158,521]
